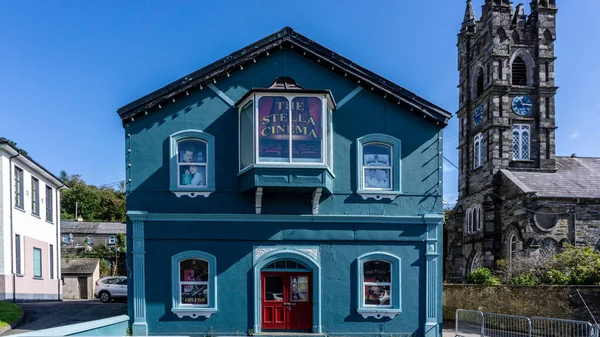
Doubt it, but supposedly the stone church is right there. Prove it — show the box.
[445,0,600,283]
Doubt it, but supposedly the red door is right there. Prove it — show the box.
[261,272,312,331]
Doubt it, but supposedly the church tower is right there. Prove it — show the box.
[449,0,559,282]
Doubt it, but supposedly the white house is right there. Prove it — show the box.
[0,140,66,301]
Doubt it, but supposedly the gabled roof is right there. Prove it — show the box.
[500,156,600,199]
[0,140,67,188]
[61,258,100,275]
[61,221,126,235]
[117,27,451,126]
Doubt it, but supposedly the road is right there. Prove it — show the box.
[4,299,126,335]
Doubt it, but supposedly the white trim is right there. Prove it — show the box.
[207,83,235,107]
[473,133,484,169]
[336,86,363,109]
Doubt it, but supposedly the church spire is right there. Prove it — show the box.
[462,0,476,31]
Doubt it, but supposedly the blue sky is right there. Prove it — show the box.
[1,1,598,205]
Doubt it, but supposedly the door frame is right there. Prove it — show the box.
[253,247,321,334]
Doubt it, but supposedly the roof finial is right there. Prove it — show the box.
[462,0,476,30]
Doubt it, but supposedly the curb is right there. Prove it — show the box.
[0,308,25,335]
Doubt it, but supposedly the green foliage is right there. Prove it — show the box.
[99,259,110,278]
[466,267,502,285]
[545,269,570,285]
[552,244,600,285]
[509,273,539,286]
[0,302,23,328]
[60,171,125,222]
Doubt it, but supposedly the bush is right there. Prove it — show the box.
[467,267,502,285]
[510,273,538,286]
[545,269,570,285]
[552,244,600,285]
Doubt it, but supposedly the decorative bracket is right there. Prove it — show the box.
[172,308,217,319]
[173,191,212,198]
[312,188,322,215]
[255,187,263,214]
[357,310,400,319]
[358,193,399,201]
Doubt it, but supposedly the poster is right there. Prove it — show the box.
[177,140,207,186]
[258,96,322,162]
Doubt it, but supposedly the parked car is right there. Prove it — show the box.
[94,276,127,303]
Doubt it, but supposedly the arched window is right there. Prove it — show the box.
[473,133,484,169]
[497,28,507,42]
[356,134,401,200]
[169,130,215,198]
[512,57,527,86]
[171,251,217,318]
[476,206,483,231]
[356,252,401,319]
[509,234,518,269]
[511,30,521,44]
[544,30,554,44]
[476,67,485,97]
[512,124,530,160]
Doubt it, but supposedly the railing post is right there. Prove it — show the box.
[480,311,484,337]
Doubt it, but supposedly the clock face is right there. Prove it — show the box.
[473,105,484,127]
[512,95,533,116]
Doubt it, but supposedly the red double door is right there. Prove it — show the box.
[261,272,312,331]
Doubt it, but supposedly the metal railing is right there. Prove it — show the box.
[455,310,600,337]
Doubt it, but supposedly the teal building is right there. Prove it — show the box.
[117,27,450,337]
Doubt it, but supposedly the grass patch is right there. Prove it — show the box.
[0,302,23,328]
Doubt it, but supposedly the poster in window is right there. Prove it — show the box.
[364,261,391,282]
[364,285,391,306]
[290,276,309,302]
[364,169,391,189]
[364,154,390,166]
[181,284,207,304]
[179,166,206,187]
[178,140,207,163]
[258,96,322,162]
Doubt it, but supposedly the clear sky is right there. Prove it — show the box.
[1,1,598,205]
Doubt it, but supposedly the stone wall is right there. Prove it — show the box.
[443,284,600,322]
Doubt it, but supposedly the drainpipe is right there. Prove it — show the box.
[8,152,20,302]
[55,185,64,301]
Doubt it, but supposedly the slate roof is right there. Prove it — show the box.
[117,27,451,126]
[0,140,67,187]
[500,156,600,199]
[61,221,126,235]
[61,258,100,275]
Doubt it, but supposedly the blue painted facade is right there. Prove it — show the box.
[119,28,449,337]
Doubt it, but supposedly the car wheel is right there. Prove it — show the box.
[99,291,111,303]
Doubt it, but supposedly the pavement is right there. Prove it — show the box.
[3,299,456,336]
[4,299,127,335]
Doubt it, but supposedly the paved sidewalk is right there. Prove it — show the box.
[4,299,126,335]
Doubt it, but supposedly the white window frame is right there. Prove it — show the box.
[171,251,217,319]
[362,260,393,309]
[62,234,69,244]
[473,133,484,169]
[108,235,116,244]
[356,252,402,319]
[465,205,483,234]
[169,130,215,198]
[512,124,531,160]
[86,235,94,245]
[176,138,208,189]
[362,142,393,192]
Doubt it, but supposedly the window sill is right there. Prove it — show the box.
[14,207,25,213]
[33,277,43,280]
[357,308,401,319]
[16,274,24,278]
[357,190,401,201]
[32,214,40,219]
[511,159,534,162]
[171,307,216,319]
[170,188,214,199]
[46,220,54,225]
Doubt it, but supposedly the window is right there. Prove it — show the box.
[356,252,401,319]
[465,205,483,234]
[31,178,39,216]
[356,134,402,200]
[46,186,53,222]
[33,247,42,278]
[169,130,215,198]
[476,67,484,97]
[14,167,23,209]
[473,133,484,169]
[511,56,527,86]
[15,234,21,275]
[512,124,530,160]
[49,244,54,279]
[171,251,217,318]
[511,30,521,44]
[509,234,519,269]
[108,235,116,244]
[86,235,94,245]
[62,234,70,244]
[236,78,335,172]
